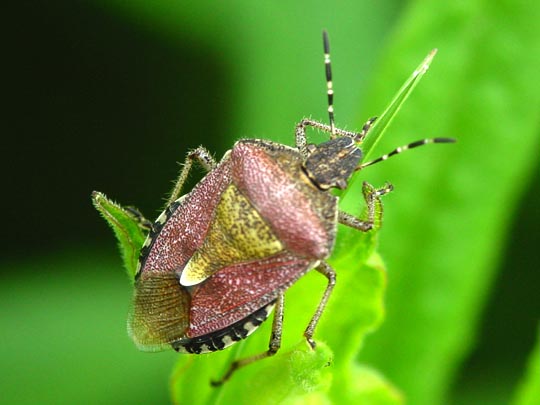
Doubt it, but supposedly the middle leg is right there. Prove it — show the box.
[304,261,337,348]
[211,294,285,386]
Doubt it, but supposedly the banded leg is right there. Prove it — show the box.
[167,146,217,206]
[338,181,394,232]
[304,261,337,348]
[211,294,285,386]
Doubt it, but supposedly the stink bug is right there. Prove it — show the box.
[93,31,454,385]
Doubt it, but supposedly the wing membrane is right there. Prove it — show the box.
[128,272,190,351]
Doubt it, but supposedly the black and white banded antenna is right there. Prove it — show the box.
[357,137,456,170]
[322,30,336,138]
[321,30,456,165]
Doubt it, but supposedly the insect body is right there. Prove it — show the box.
[94,31,454,385]
[132,138,337,350]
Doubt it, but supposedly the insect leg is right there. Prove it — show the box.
[304,261,336,348]
[124,206,154,232]
[211,294,285,386]
[338,181,393,232]
[295,119,360,158]
[167,146,217,206]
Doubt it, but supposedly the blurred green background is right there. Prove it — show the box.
[2,0,539,404]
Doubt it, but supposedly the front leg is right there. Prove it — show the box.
[338,181,393,232]
[294,119,363,158]
[295,119,332,158]
[167,146,217,206]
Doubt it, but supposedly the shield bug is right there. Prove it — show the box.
[93,31,454,385]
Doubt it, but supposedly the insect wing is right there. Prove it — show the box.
[128,272,190,351]
[188,252,314,337]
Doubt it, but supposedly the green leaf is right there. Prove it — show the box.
[346,365,403,405]
[338,50,441,214]
[357,0,540,404]
[322,252,402,405]
[171,342,333,405]
[91,191,148,280]
[360,49,438,161]
[512,329,540,405]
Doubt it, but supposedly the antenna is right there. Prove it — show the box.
[357,137,456,170]
[322,30,336,138]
